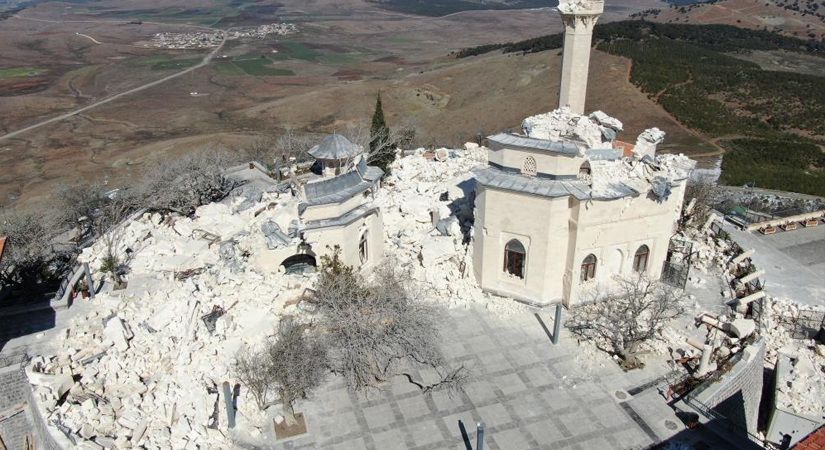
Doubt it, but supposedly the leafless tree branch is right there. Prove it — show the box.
[566,275,687,369]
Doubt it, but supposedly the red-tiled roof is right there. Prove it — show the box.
[794,424,825,449]
[613,140,635,158]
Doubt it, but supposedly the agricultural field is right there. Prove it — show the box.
[0,67,48,79]
[150,58,201,70]
[216,57,295,76]
[368,0,553,17]
[0,0,671,205]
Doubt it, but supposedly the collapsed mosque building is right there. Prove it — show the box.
[472,109,692,306]
[471,0,693,306]
[247,134,385,274]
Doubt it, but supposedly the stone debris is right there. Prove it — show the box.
[27,145,535,449]
[589,152,693,199]
[634,127,666,157]
[521,106,615,148]
[24,142,822,446]
[763,298,825,416]
[377,145,529,315]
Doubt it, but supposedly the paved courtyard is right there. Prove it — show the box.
[235,306,728,450]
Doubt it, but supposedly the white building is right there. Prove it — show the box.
[471,0,693,306]
[308,134,363,178]
[252,135,385,273]
[298,154,385,270]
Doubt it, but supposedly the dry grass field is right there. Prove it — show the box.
[645,0,825,40]
[0,0,677,205]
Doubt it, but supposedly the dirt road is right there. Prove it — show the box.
[0,27,228,142]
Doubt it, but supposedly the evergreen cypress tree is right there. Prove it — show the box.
[369,94,392,173]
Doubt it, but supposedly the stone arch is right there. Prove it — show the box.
[281,254,317,274]
[608,248,624,275]
[581,254,597,282]
[503,239,526,279]
[633,245,650,273]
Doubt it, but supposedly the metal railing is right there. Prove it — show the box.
[775,309,825,340]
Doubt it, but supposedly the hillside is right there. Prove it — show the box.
[458,20,825,196]
[633,0,825,40]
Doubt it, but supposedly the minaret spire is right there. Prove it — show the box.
[557,0,604,115]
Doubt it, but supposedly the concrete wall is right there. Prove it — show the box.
[690,338,766,441]
[304,211,384,271]
[0,367,63,450]
[473,186,570,304]
[564,183,685,302]
[487,145,586,177]
[301,192,369,222]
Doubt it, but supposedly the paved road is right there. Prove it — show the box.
[0,27,228,142]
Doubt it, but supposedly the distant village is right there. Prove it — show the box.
[150,23,297,50]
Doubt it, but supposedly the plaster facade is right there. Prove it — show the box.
[472,0,689,306]
[473,163,686,306]
[251,136,384,274]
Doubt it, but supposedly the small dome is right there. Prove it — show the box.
[308,134,363,160]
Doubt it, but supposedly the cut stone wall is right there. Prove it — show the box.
[690,337,766,440]
[0,367,63,450]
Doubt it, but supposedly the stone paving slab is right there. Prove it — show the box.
[231,305,705,450]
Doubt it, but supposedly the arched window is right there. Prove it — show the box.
[581,254,597,282]
[359,231,369,264]
[521,156,537,177]
[633,245,649,273]
[503,239,526,279]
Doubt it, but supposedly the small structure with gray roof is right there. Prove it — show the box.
[296,135,385,270]
[308,134,363,178]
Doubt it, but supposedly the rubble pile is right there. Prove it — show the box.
[27,145,537,448]
[377,145,528,316]
[521,106,621,148]
[588,152,693,200]
[28,196,313,449]
[764,298,825,416]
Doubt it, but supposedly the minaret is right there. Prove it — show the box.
[557,0,604,115]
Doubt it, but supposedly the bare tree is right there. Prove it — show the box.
[682,175,719,228]
[312,251,466,393]
[48,182,108,237]
[94,201,130,288]
[132,147,238,216]
[233,344,276,411]
[233,317,326,426]
[566,275,687,369]
[0,208,63,286]
[268,317,326,426]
